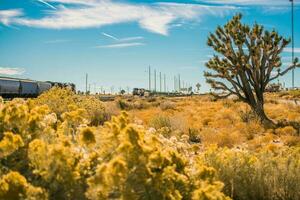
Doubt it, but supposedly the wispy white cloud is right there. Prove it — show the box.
[44,39,70,44]
[0,67,25,75]
[95,42,145,48]
[0,9,23,26]
[199,0,298,6]
[284,48,300,54]
[37,0,57,10]
[0,0,236,35]
[101,32,119,41]
[120,36,144,42]
[102,32,144,42]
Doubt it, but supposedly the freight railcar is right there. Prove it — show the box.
[38,82,52,94]
[0,77,20,98]
[20,80,39,97]
[0,76,75,98]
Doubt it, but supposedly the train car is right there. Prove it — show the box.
[20,80,39,97]
[0,77,20,98]
[38,81,52,94]
[0,76,76,98]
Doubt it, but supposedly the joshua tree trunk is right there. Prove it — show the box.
[251,100,275,128]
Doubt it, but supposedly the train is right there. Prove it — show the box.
[0,76,75,98]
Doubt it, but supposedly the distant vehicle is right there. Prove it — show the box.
[265,83,283,92]
[133,88,147,96]
[0,76,76,98]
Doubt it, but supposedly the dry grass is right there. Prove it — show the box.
[126,95,300,149]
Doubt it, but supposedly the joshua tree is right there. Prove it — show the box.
[120,89,126,95]
[204,14,300,126]
[196,83,201,93]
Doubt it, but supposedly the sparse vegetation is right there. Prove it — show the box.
[1,88,300,200]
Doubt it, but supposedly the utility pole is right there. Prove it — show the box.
[148,66,151,91]
[85,73,88,95]
[178,74,181,92]
[159,72,162,92]
[174,76,177,92]
[154,69,157,92]
[290,0,295,89]
[164,74,166,92]
[93,83,96,94]
[110,86,114,94]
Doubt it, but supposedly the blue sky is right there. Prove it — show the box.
[0,0,299,93]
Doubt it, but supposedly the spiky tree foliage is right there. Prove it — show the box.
[204,14,300,126]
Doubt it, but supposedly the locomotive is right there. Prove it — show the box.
[0,76,75,98]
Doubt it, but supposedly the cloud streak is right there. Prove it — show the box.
[0,0,236,35]
[101,32,119,41]
[101,32,144,42]
[199,0,299,6]
[37,0,57,10]
[95,42,145,48]
[44,39,70,44]
[0,67,25,75]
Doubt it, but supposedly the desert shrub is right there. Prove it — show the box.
[149,115,172,130]
[0,98,229,200]
[238,109,258,123]
[28,139,86,200]
[0,132,24,158]
[236,121,264,140]
[275,126,297,136]
[35,88,107,125]
[0,171,48,200]
[222,100,234,108]
[76,96,107,126]
[170,115,189,134]
[34,87,76,117]
[160,101,176,110]
[117,99,151,110]
[147,97,157,102]
[288,90,300,98]
[117,99,132,110]
[132,100,149,110]
[201,145,300,200]
[85,113,229,200]
[188,128,201,143]
[200,128,244,148]
[104,101,120,119]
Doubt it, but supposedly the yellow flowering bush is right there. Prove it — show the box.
[86,112,229,200]
[0,98,229,200]
[34,87,107,125]
[0,171,47,200]
[1,93,299,200]
[0,132,24,158]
